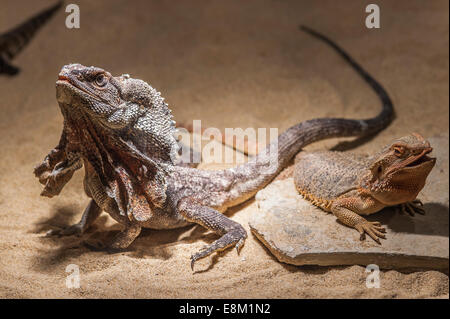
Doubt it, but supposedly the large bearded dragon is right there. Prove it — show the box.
[35,26,403,269]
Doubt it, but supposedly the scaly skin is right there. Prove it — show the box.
[34,26,394,269]
[294,133,436,244]
[0,1,62,75]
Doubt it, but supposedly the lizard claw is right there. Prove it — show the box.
[355,221,386,244]
[190,245,209,271]
[412,199,424,207]
[190,256,196,271]
[83,239,107,251]
[398,200,426,216]
[235,238,245,255]
[106,246,126,254]
[190,229,247,271]
[45,224,83,237]
[34,158,53,180]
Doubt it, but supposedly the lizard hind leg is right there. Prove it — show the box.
[177,199,247,270]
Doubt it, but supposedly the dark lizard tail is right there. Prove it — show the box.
[223,25,394,206]
[299,25,394,131]
[0,1,63,74]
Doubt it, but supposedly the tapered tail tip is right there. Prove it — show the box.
[298,25,316,35]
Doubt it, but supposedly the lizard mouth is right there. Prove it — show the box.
[385,148,435,176]
[399,148,435,170]
[56,76,104,103]
[57,75,70,82]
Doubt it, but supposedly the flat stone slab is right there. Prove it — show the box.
[249,134,449,271]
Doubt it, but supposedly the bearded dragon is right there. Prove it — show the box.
[0,1,62,75]
[294,133,436,244]
[34,26,395,269]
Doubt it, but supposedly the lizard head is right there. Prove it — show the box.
[55,63,179,164]
[56,64,122,113]
[364,133,436,205]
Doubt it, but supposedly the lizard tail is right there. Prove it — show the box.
[223,25,394,206]
[299,25,394,131]
[0,1,63,62]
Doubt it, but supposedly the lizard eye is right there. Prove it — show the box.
[377,165,383,174]
[95,74,108,87]
[393,146,404,157]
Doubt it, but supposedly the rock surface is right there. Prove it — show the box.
[249,134,449,271]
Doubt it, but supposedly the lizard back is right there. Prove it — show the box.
[294,151,370,210]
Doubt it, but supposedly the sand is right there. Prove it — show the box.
[0,0,448,298]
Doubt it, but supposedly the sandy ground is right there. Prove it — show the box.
[0,0,448,298]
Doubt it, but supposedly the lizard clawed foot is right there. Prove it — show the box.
[106,246,128,254]
[190,245,211,270]
[83,238,107,251]
[46,223,83,237]
[397,200,425,216]
[190,228,247,271]
[355,221,386,244]
[82,238,128,253]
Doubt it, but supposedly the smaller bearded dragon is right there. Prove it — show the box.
[294,133,436,243]
[292,27,436,244]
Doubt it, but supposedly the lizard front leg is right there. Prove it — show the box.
[34,129,68,178]
[37,157,82,197]
[34,129,82,197]
[108,224,142,251]
[330,196,386,244]
[52,200,141,251]
[47,199,102,237]
[177,198,247,270]
[34,148,66,182]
